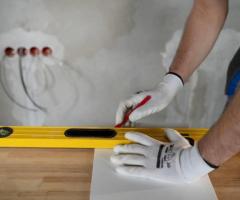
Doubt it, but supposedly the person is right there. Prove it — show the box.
[225,47,240,103]
[111,0,240,183]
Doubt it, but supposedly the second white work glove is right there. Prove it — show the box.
[111,129,215,184]
[115,73,184,125]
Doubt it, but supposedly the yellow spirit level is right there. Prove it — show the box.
[0,126,208,148]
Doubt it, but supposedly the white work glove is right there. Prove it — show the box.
[111,129,215,184]
[115,73,184,125]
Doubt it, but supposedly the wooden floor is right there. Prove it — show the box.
[0,148,239,200]
[210,154,240,200]
[0,148,94,200]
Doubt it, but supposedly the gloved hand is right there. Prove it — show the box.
[115,73,184,125]
[111,129,215,184]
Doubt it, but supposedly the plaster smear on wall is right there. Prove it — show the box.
[0,28,93,125]
[0,0,239,127]
[69,0,192,126]
[161,29,240,127]
[0,0,52,31]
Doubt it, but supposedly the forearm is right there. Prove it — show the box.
[169,0,228,82]
[199,89,240,166]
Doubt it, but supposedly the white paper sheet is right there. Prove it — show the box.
[90,149,218,200]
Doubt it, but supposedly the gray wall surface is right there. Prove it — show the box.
[0,0,239,127]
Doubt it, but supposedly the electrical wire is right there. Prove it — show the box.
[1,52,94,114]
[18,56,47,113]
[38,57,56,91]
[29,56,50,95]
[0,57,38,111]
[53,56,95,92]
[51,56,81,111]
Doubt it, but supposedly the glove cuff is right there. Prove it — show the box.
[166,72,184,85]
[180,143,215,182]
[157,73,183,94]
